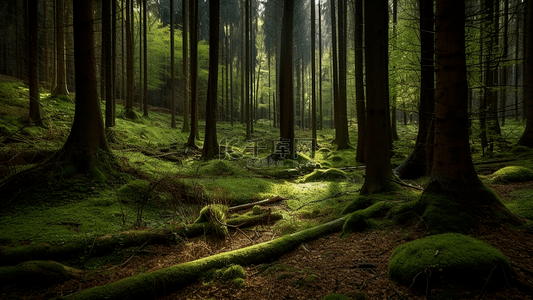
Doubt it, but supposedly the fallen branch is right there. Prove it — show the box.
[229,195,288,212]
[59,216,349,300]
[294,190,359,211]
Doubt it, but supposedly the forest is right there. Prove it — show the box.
[0,0,532,299]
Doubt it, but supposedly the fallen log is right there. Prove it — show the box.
[229,195,288,212]
[57,215,348,300]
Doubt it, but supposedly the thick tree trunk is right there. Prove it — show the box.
[58,0,110,177]
[278,0,295,159]
[360,0,394,194]
[518,0,533,146]
[52,0,69,97]
[394,0,435,179]
[336,0,349,149]
[201,0,219,160]
[28,0,43,126]
[331,0,339,140]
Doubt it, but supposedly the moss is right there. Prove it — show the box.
[194,204,230,238]
[322,294,352,300]
[342,212,367,236]
[341,196,373,215]
[60,215,348,300]
[252,205,265,215]
[510,146,532,154]
[420,192,476,235]
[302,168,348,183]
[232,277,245,288]
[117,179,150,203]
[492,166,533,183]
[221,264,245,281]
[388,233,513,290]
[0,260,70,288]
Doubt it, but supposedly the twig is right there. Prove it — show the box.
[382,176,424,190]
[478,265,498,300]
[393,287,407,300]
[294,190,359,211]
[118,240,150,268]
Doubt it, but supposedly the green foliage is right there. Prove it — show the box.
[388,233,513,289]
[492,166,533,183]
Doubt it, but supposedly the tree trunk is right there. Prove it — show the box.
[277,0,295,159]
[311,0,317,155]
[354,0,365,164]
[360,0,394,194]
[103,0,115,129]
[318,0,323,131]
[201,0,220,160]
[125,0,134,112]
[181,0,190,132]
[518,0,533,146]
[58,0,111,177]
[331,0,339,141]
[245,0,251,140]
[186,0,198,148]
[28,0,43,126]
[394,0,435,179]
[52,0,69,97]
[142,0,148,117]
[170,0,176,129]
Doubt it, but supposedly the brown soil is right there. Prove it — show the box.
[3,185,533,300]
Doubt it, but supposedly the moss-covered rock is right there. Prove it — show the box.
[0,260,70,288]
[302,168,348,182]
[492,166,533,183]
[388,233,513,290]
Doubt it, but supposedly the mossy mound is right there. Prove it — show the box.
[117,179,150,203]
[492,166,533,183]
[419,192,476,235]
[301,168,348,182]
[388,233,513,290]
[202,264,246,288]
[0,260,70,288]
[342,212,367,235]
[194,204,229,238]
[321,294,352,300]
[510,146,532,155]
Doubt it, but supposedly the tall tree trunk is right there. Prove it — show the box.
[181,0,190,132]
[201,0,220,160]
[186,0,198,148]
[28,0,43,126]
[170,0,176,128]
[125,0,134,112]
[360,0,394,194]
[318,0,323,131]
[277,0,295,159]
[245,0,251,140]
[394,0,435,178]
[354,0,366,163]
[59,0,111,177]
[331,0,339,140]
[390,0,399,142]
[518,0,533,146]
[337,0,349,150]
[501,0,509,127]
[142,0,148,117]
[52,0,70,97]
[103,0,115,129]
[311,0,317,154]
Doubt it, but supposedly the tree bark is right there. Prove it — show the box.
[186,0,198,148]
[311,0,317,155]
[125,0,134,113]
[201,0,220,160]
[58,0,111,176]
[142,0,148,117]
[354,0,365,163]
[181,0,190,132]
[360,0,394,194]
[28,0,43,126]
[518,0,533,146]
[170,0,176,128]
[52,0,69,97]
[278,0,295,159]
[394,0,435,179]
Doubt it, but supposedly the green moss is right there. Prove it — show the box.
[232,277,245,288]
[221,264,245,281]
[342,212,367,236]
[322,294,352,300]
[194,204,229,238]
[420,192,476,235]
[510,146,532,154]
[388,233,513,289]
[341,196,373,215]
[492,166,533,183]
[117,179,150,203]
[252,205,265,215]
[0,260,70,288]
[301,168,348,183]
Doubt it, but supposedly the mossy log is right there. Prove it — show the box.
[0,213,283,266]
[57,216,348,300]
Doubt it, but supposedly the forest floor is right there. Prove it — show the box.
[2,77,533,300]
[8,183,532,300]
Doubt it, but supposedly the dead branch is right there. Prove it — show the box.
[229,196,288,212]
